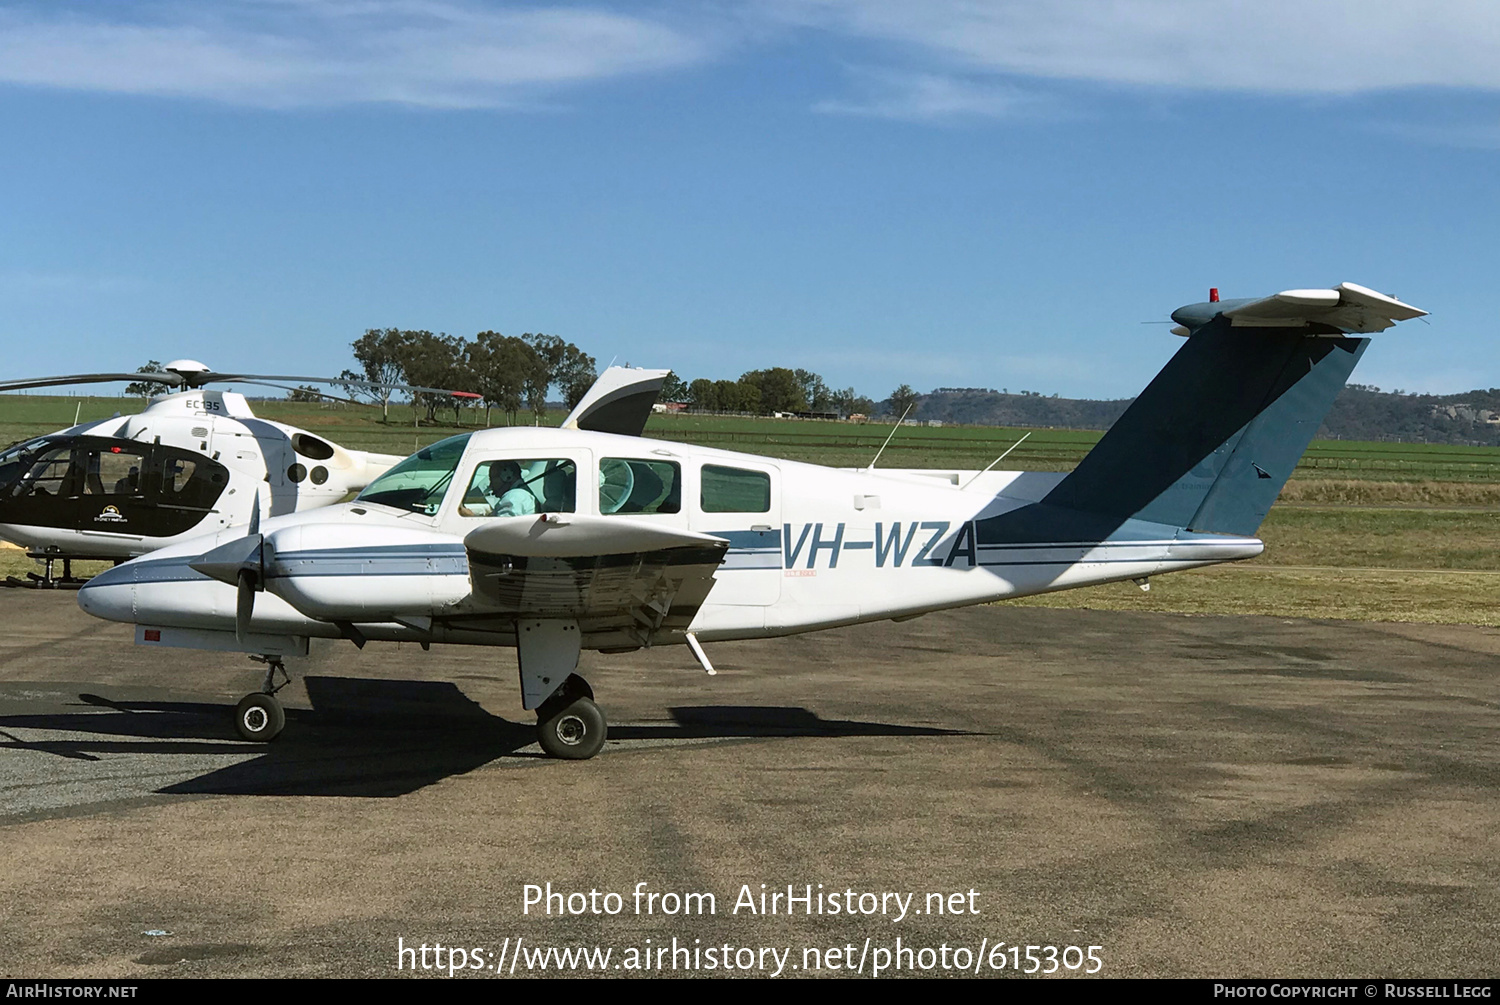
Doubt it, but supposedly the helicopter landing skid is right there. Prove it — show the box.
[3,554,109,590]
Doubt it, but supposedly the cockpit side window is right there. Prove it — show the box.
[459,459,577,518]
[7,446,77,499]
[0,438,51,496]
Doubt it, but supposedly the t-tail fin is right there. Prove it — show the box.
[1040,283,1425,537]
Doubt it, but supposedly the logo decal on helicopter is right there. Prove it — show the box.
[94,505,128,524]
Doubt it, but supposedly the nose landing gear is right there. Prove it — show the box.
[235,655,291,742]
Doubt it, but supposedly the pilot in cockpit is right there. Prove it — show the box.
[458,460,537,518]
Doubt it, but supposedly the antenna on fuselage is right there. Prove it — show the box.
[959,431,1032,490]
[866,403,915,471]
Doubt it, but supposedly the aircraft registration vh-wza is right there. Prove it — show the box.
[75,283,1427,759]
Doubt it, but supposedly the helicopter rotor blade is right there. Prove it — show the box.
[0,372,185,393]
[198,373,469,396]
[227,380,361,405]
[0,368,467,397]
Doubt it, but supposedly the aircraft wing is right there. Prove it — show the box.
[561,366,671,436]
[463,515,728,645]
[1219,282,1427,333]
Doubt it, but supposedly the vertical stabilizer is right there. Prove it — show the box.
[1032,283,1424,538]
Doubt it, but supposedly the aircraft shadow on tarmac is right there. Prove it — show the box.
[0,676,968,798]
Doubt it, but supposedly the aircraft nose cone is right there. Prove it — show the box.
[77,565,136,624]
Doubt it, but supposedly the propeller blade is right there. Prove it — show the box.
[0,372,185,393]
[236,569,257,643]
[248,490,261,537]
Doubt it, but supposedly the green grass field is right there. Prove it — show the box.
[4,393,1498,624]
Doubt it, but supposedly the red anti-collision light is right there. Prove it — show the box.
[1209,288,1220,302]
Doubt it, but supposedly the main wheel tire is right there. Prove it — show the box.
[235,692,286,742]
[536,696,607,760]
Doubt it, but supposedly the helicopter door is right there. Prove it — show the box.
[71,441,231,540]
[74,443,152,538]
[0,443,91,533]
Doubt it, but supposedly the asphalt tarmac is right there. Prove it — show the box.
[0,588,1496,979]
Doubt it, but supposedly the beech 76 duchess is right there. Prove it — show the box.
[77,284,1427,759]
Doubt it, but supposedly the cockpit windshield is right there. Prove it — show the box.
[355,433,472,515]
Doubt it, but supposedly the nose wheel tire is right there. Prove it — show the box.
[235,692,285,742]
[536,695,607,760]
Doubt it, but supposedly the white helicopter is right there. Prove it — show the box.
[0,360,458,585]
[75,284,1427,759]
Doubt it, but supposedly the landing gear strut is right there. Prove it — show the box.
[517,619,607,760]
[235,655,290,742]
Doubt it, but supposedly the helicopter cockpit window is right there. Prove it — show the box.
[5,445,76,499]
[356,433,472,515]
[599,458,681,515]
[459,459,576,518]
[0,438,50,495]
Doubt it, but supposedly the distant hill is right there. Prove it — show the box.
[910,384,1500,447]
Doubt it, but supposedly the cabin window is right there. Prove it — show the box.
[599,459,681,515]
[459,459,576,517]
[290,433,336,461]
[83,447,149,497]
[700,465,771,513]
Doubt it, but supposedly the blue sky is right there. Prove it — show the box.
[1,1,1496,402]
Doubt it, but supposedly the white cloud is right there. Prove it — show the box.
[7,2,1500,114]
[761,0,1500,95]
[812,66,1056,121]
[0,1,713,108]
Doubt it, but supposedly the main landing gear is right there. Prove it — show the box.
[235,655,291,742]
[535,676,606,760]
[518,619,607,760]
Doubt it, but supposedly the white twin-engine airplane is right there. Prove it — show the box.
[77,284,1427,759]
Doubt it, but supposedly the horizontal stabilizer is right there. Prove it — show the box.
[1172,282,1426,335]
